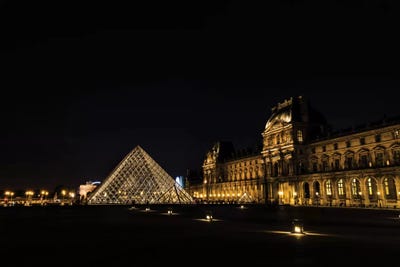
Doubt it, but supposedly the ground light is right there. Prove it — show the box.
[167,207,173,215]
[291,219,304,234]
[205,211,213,222]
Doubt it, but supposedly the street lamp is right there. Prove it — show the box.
[4,191,14,206]
[40,190,48,205]
[61,189,67,205]
[25,190,34,206]
[69,192,75,205]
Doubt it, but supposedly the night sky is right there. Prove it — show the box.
[0,1,398,191]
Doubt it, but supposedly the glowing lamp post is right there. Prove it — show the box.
[69,192,75,205]
[40,190,49,205]
[25,190,34,205]
[5,191,13,200]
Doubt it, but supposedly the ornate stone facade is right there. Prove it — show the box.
[190,96,400,208]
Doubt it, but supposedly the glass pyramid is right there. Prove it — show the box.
[238,192,253,204]
[87,146,193,204]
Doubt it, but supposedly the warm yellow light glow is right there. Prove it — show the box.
[203,180,207,184]
[294,226,302,233]
[278,191,283,196]
[206,215,213,221]
[25,190,34,196]
[69,192,75,198]
[293,192,297,196]
[358,191,362,195]
[377,191,381,195]
[61,190,66,196]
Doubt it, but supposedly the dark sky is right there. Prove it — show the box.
[0,1,399,191]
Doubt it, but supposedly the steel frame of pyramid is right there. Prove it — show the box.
[87,146,193,205]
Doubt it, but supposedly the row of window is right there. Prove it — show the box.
[311,130,400,154]
[308,150,400,173]
[305,177,397,199]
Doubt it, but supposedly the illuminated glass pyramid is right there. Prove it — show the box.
[87,146,193,204]
[238,192,253,204]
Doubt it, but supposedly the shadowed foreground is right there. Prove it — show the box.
[1,205,399,266]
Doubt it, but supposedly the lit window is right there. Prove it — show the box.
[351,178,360,196]
[367,178,373,195]
[326,180,332,196]
[384,178,389,195]
[338,179,344,196]
[297,130,303,143]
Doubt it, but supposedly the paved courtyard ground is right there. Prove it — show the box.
[1,205,399,266]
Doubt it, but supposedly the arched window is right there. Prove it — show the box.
[338,179,344,196]
[303,182,310,198]
[384,178,389,195]
[365,177,377,200]
[383,177,397,199]
[367,178,373,195]
[326,180,332,196]
[351,178,360,196]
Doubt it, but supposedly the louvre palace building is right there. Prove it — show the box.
[190,96,400,208]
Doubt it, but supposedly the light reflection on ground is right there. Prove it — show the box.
[194,218,223,222]
[262,230,333,237]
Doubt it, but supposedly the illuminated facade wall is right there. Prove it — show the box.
[191,96,400,208]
